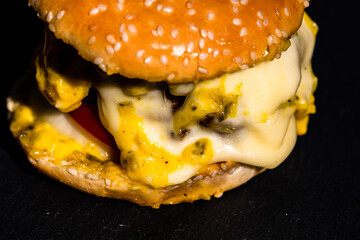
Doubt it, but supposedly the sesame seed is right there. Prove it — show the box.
[207,12,215,20]
[276,9,281,17]
[106,35,116,44]
[160,55,168,65]
[156,4,163,11]
[199,53,208,60]
[231,0,239,4]
[207,31,214,40]
[233,18,242,25]
[240,27,247,37]
[151,30,158,37]
[240,0,248,5]
[85,173,98,180]
[49,24,55,32]
[119,23,125,33]
[56,10,65,19]
[105,179,111,186]
[99,64,106,71]
[114,42,121,52]
[232,56,242,64]
[240,64,249,70]
[128,24,137,34]
[281,30,288,38]
[214,192,223,198]
[171,29,178,39]
[172,44,185,56]
[233,6,239,14]
[125,14,135,20]
[257,19,263,28]
[199,39,205,49]
[46,11,53,22]
[163,6,174,13]
[257,11,264,19]
[88,36,96,44]
[201,29,207,38]
[275,28,282,37]
[183,57,189,66]
[167,73,175,80]
[97,4,107,11]
[67,168,77,176]
[185,1,192,8]
[267,35,275,45]
[117,3,124,11]
[193,175,203,181]
[222,49,231,55]
[89,7,99,15]
[198,67,208,74]
[144,56,153,64]
[144,0,155,7]
[263,18,269,26]
[189,24,198,32]
[187,42,194,52]
[213,49,219,58]
[94,57,103,64]
[188,9,196,15]
[303,1,310,7]
[122,32,129,42]
[250,51,256,61]
[157,25,164,36]
[284,7,290,16]
[136,49,145,58]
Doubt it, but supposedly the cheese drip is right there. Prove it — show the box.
[97,17,318,188]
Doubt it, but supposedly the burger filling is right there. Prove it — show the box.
[11,15,318,188]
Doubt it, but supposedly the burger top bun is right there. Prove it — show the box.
[29,0,309,83]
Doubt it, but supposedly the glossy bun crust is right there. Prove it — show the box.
[29,0,309,83]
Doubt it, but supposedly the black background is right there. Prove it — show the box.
[1,1,359,239]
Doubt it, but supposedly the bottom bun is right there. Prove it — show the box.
[28,155,263,208]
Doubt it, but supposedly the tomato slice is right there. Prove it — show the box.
[68,101,117,148]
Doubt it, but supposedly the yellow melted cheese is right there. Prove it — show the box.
[35,56,91,112]
[97,15,318,188]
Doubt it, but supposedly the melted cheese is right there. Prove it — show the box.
[96,17,318,188]
[35,56,91,112]
[15,15,317,189]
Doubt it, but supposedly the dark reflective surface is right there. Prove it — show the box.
[1,1,359,239]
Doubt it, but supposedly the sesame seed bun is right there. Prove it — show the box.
[29,0,309,83]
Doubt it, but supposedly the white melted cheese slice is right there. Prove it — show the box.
[95,19,317,188]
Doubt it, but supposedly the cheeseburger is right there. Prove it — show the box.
[8,0,318,208]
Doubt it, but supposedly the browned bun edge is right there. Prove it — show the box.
[29,0,309,83]
[27,154,263,208]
